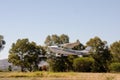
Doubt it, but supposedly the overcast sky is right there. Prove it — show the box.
[0,0,120,59]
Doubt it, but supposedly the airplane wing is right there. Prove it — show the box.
[48,46,89,56]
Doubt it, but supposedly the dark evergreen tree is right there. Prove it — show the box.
[86,37,112,72]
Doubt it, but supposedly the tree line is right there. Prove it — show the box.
[1,34,119,72]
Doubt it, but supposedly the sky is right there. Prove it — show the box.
[0,0,120,59]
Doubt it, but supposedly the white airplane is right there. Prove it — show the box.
[48,41,91,57]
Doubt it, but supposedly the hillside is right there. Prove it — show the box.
[0,59,20,71]
[0,59,10,70]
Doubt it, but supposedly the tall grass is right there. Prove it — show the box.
[0,72,120,80]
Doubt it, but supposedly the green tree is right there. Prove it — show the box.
[48,55,67,72]
[66,55,78,71]
[44,35,52,46]
[8,38,46,72]
[110,41,120,62]
[60,34,69,44]
[109,62,120,72]
[86,37,112,72]
[44,34,69,46]
[51,34,60,45]
[73,57,94,72]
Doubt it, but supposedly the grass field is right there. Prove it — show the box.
[0,72,120,80]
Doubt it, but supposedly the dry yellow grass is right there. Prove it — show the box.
[0,72,120,80]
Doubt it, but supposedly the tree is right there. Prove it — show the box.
[66,55,78,71]
[51,34,60,45]
[86,37,112,72]
[0,35,5,51]
[110,41,120,62]
[44,34,69,46]
[8,38,46,72]
[44,35,52,46]
[48,55,67,72]
[73,57,94,72]
[60,34,69,44]
[109,62,120,72]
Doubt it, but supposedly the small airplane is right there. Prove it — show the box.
[48,41,91,57]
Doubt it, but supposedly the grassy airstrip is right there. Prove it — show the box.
[0,72,120,80]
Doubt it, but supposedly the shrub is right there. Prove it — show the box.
[109,62,120,72]
[48,56,67,72]
[73,57,94,72]
[8,65,12,71]
[0,69,3,72]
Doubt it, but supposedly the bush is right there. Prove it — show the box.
[48,56,67,72]
[0,69,3,72]
[73,57,94,72]
[109,62,120,72]
[8,65,12,71]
